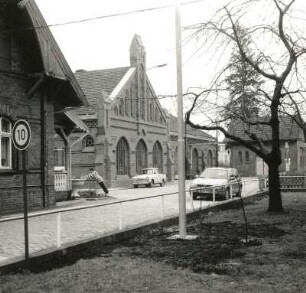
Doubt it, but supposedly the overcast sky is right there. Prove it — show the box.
[35,0,306,118]
[35,0,225,113]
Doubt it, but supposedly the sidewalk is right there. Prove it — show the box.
[0,178,261,268]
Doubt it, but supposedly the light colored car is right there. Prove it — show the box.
[132,167,166,188]
[189,167,242,200]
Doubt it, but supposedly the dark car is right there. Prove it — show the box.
[189,167,242,200]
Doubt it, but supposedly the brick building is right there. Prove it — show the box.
[0,0,87,214]
[68,35,169,188]
[225,116,306,176]
[168,113,216,179]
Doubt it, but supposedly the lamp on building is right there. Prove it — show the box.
[146,63,167,72]
[284,141,290,174]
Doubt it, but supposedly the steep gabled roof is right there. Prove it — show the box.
[225,116,305,143]
[75,67,130,107]
[17,0,88,108]
[169,114,215,141]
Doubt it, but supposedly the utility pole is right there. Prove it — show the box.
[176,5,186,238]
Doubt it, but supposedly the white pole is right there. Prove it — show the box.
[176,5,187,238]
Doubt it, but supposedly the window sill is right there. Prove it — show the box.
[0,169,19,176]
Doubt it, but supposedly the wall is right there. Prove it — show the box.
[0,11,56,215]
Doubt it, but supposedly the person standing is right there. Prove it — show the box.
[85,168,109,196]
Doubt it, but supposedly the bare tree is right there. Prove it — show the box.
[185,0,306,212]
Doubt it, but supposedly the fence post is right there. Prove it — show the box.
[118,202,123,231]
[160,195,165,220]
[212,188,215,202]
[230,184,233,199]
[56,212,61,248]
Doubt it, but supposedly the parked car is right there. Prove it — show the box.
[132,168,166,188]
[189,167,242,200]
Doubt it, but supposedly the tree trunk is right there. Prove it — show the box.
[267,161,283,212]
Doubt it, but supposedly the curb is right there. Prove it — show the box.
[0,191,267,275]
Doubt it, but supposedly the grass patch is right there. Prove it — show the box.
[1,193,306,292]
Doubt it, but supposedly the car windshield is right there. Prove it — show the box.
[139,169,153,175]
[199,168,228,179]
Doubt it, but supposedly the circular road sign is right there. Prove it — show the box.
[12,119,31,151]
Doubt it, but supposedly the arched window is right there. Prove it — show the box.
[153,141,163,172]
[192,148,199,175]
[155,107,159,122]
[136,139,147,173]
[0,117,12,168]
[114,106,119,116]
[207,150,213,167]
[245,151,250,164]
[239,151,243,164]
[116,137,129,175]
[83,135,94,148]
[201,151,205,171]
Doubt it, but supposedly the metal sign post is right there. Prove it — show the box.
[12,119,31,262]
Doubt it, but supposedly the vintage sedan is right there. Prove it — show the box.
[132,168,166,188]
[189,167,242,200]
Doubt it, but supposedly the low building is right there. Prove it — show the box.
[0,0,88,214]
[225,116,306,176]
[168,114,216,179]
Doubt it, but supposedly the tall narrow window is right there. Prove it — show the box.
[192,148,199,175]
[245,151,250,164]
[0,117,12,168]
[136,139,147,173]
[119,99,124,116]
[116,137,129,175]
[125,91,129,116]
[239,151,243,164]
[152,141,163,173]
[54,148,65,167]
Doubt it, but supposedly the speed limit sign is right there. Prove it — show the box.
[12,119,31,151]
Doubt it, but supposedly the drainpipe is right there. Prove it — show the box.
[41,93,47,207]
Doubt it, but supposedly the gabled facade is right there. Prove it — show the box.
[0,0,87,214]
[70,35,169,187]
[225,116,306,176]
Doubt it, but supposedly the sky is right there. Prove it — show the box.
[34,0,306,120]
[35,0,223,113]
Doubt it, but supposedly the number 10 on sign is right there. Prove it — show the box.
[12,120,31,151]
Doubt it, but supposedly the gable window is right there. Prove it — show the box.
[0,117,12,169]
[125,91,129,116]
[83,135,94,148]
[119,99,124,116]
[114,106,119,116]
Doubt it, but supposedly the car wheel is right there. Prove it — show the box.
[148,180,154,188]
[160,179,165,187]
[133,184,138,188]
